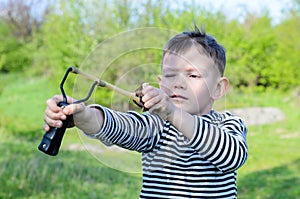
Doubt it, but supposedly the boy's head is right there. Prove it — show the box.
[159,26,229,115]
[162,26,226,76]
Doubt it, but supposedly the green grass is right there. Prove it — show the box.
[0,73,57,140]
[0,135,141,199]
[226,89,300,199]
[0,73,300,198]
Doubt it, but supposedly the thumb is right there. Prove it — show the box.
[62,103,85,115]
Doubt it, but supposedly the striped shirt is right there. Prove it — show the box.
[85,105,248,199]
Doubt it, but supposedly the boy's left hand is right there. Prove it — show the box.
[141,83,176,120]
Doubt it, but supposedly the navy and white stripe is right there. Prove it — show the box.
[85,106,248,199]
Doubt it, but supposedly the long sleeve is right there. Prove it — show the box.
[83,104,165,153]
[189,111,248,173]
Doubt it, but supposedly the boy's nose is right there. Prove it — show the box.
[173,74,187,89]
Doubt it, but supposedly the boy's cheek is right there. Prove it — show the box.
[159,81,172,92]
[158,87,168,97]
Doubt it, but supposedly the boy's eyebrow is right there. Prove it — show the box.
[162,67,176,73]
[162,66,203,73]
[185,67,200,72]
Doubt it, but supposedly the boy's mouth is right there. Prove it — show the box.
[171,94,188,100]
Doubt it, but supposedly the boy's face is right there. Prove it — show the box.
[159,46,221,115]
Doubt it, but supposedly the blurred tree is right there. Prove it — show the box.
[0,0,299,91]
[0,0,49,73]
[225,14,278,91]
[0,0,49,41]
[32,0,97,77]
[114,0,131,28]
[273,0,300,89]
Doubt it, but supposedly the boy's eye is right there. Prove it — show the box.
[189,74,201,78]
[164,74,176,78]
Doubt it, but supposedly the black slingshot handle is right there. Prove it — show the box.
[38,101,71,156]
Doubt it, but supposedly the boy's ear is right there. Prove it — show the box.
[212,77,229,100]
[158,75,162,87]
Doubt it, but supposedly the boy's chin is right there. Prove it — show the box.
[174,104,195,114]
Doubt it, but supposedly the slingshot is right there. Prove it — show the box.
[38,66,145,156]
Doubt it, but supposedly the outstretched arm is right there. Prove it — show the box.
[43,94,164,152]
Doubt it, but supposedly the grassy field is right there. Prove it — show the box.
[0,73,300,198]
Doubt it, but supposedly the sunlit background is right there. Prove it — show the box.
[0,0,299,198]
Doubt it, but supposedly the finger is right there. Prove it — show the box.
[141,83,153,94]
[44,114,63,128]
[142,82,149,89]
[47,95,78,111]
[43,122,50,132]
[45,104,66,120]
[44,101,66,128]
[142,88,161,103]
[46,95,64,113]
[143,94,162,109]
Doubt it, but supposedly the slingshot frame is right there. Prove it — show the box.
[70,66,140,103]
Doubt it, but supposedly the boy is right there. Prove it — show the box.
[43,26,248,198]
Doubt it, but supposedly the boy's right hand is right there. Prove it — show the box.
[43,95,85,132]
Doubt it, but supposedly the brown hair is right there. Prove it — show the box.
[162,25,226,76]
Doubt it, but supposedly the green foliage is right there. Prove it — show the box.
[0,20,33,73]
[30,0,98,79]
[273,14,300,89]
[225,16,278,90]
[1,0,299,91]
